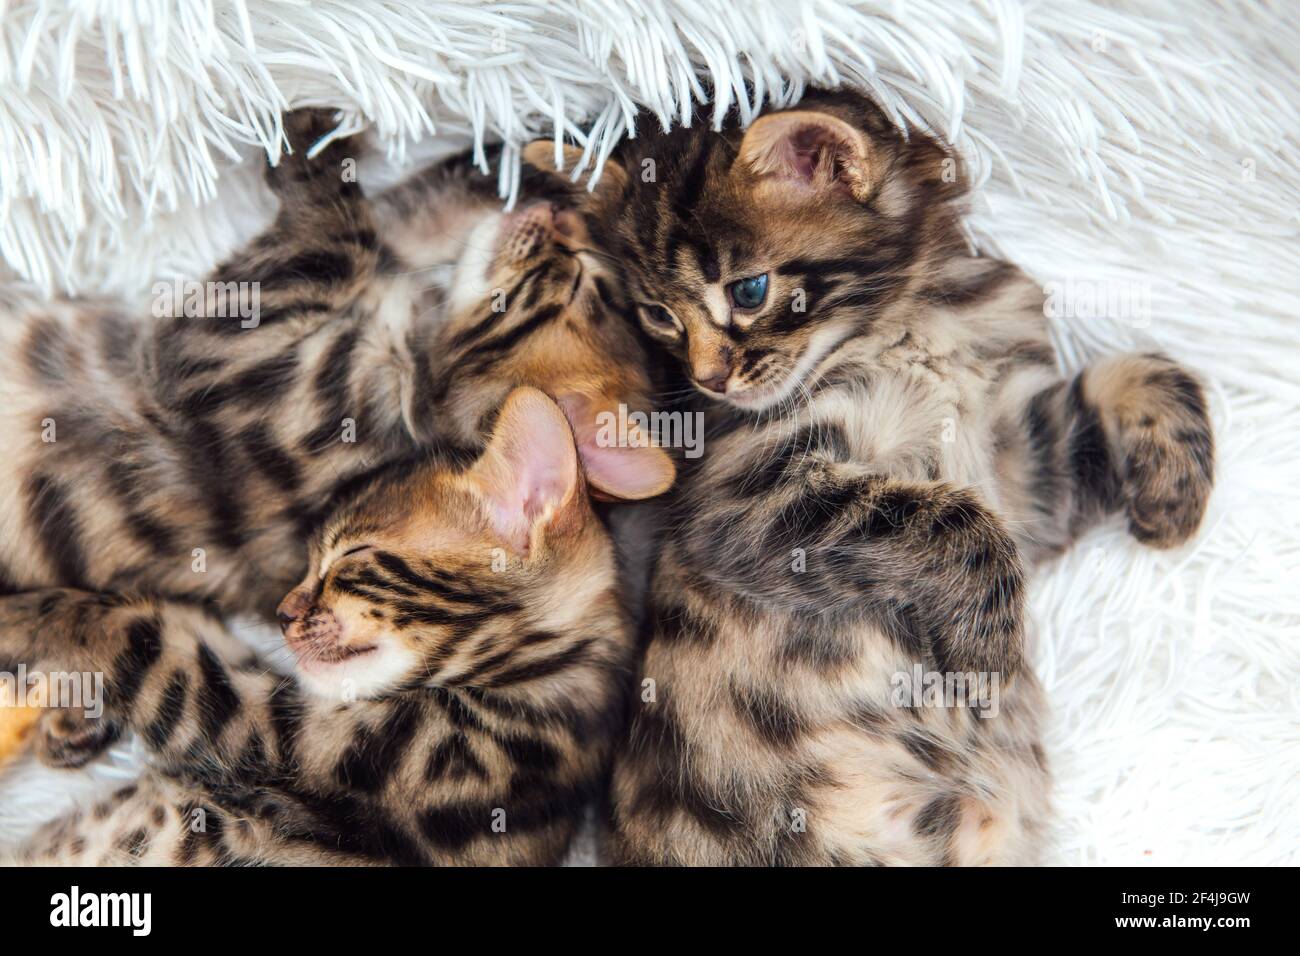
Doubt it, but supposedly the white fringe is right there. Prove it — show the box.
[1,0,1297,866]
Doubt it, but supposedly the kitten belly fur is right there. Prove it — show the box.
[611,352,1054,865]
[618,562,1049,866]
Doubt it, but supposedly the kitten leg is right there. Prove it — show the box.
[0,590,457,866]
[245,105,381,300]
[682,460,1026,677]
[150,107,381,378]
[370,148,501,272]
[0,590,299,778]
[1000,353,1214,566]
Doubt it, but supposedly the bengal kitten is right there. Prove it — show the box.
[4,388,635,865]
[0,109,671,761]
[531,88,1215,865]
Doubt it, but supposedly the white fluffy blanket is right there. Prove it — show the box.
[1,0,1297,865]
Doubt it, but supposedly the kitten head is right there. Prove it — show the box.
[278,387,619,699]
[533,88,967,411]
[434,165,675,501]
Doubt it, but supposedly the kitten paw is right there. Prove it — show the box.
[268,107,362,191]
[33,710,123,770]
[887,487,1025,678]
[924,492,1026,677]
[1100,355,1215,549]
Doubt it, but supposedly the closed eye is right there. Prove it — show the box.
[567,261,584,302]
[318,544,373,580]
[639,303,683,339]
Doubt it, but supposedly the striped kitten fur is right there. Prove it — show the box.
[0,108,670,616]
[4,388,636,865]
[540,88,1215,865]
[0,109,671,762]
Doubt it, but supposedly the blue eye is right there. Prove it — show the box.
[729,274,768,310]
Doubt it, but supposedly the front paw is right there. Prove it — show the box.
[33,709,123,770]
[268,107,363,192]
[915,490,1026,677]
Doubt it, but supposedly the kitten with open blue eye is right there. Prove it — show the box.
[527,88,1215,865]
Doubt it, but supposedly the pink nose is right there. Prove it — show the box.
[276,589,313,635]
[496,200,574,264]
[696,371,729,394]
[552,207,581,239]
[693,347,734,395]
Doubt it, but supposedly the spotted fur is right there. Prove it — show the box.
[4,389,634,866]
[556,88,1215,865]
[0,108,671,759]
[0,110,666,613]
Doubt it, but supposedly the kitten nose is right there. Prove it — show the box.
[697,372,729,394]
[276,589,312,634]
[694,346,733,394]
[552,206,582,239]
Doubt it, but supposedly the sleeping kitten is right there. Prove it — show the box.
[4,388,634,865]
[0,109,671,761]
[531,88,1215,865]
[0,108,671,612]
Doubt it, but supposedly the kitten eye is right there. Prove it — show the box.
[728,274,769,310]
[318,543,372,580]
[639,303,682,338]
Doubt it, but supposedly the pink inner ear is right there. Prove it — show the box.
[786,127,829,180]
[791,125,858,188]
[790,147,819,179]
[515,447,571,521]
[480,390,578,551]
[557,393,675,501]
[579,440,674,500]
[488,455,566,551]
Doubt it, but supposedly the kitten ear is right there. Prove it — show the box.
[581,444,676,501]
[470,387,579,555]
[522,140,628,202]
[558,393,676,502]
[738,110,881,202]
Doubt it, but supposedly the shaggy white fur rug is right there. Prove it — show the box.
[1,0,1297,866]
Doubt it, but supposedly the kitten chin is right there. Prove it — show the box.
[291,633,418,701]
